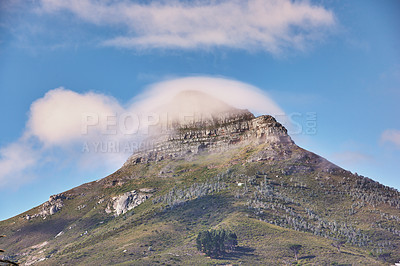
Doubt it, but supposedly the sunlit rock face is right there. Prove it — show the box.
[105,190,152,216]
[125,90,293,165]
[25,194,67,220]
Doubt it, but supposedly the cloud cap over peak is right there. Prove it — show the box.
[38,0,336,53]
[132,76,285,117]
[0,76,285,189]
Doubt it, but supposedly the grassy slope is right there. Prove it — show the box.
[0,143,399,265]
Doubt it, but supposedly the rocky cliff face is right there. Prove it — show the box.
[105,190,152,216]
[125,110,294,166]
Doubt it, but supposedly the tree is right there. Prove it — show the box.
[196,229,238,258]
[289,244,302,261]
[196,230,212,256]
[225,232,238,251]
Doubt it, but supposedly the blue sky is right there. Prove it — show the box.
[0,0,399,221]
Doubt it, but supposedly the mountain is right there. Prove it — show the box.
[1,91,400,265]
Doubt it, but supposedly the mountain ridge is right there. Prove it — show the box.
[1,105,399,265]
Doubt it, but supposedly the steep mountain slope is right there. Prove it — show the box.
[1,93,400,265]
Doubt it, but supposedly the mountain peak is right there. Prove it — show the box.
[2,93,400,265]
[125,111,293,165]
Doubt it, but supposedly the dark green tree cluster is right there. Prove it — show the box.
[196,229,237,257]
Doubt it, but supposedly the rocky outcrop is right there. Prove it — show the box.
[42,194,65,215]
[124,112,294,166]
[105,190,151,216]
[25,194,66,220]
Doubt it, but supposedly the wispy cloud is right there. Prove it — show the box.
[37,0,336,53]
[381,129,400,149]
[331,150,373,166]
[0,139,39,188]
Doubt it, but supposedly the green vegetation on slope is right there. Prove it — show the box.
[0,143,399,265]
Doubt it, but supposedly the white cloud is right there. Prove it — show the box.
[133,76,285,116]
[128,76,293,134]
[26,77,286,147]
[381,129,400,149]
[38,0,336,53]
[0,76,287,188]
[0,140,39,188]
[28,87,122,146]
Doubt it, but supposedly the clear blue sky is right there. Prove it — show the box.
[0,0,399,221]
